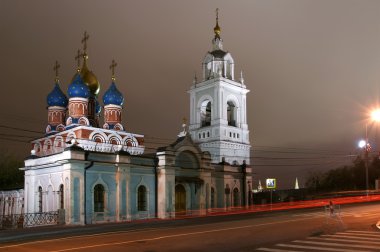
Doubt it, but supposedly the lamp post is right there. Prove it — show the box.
[365,124,369,197]
[359,109,380,196]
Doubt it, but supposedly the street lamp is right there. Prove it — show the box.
[359,108,380,196]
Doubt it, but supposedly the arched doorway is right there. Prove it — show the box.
[233,188,240,207]
[175,184,186,214]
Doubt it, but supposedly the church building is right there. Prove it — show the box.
[22,12,253,225]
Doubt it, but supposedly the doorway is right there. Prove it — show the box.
[175,184,186,214]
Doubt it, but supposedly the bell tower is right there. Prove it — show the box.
[188,9,251,165]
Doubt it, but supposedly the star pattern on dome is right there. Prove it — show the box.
[68,74,90,98]
[103,82,124,106]
[47,83,68,107]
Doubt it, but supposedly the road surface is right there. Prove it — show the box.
[0,202,379,251]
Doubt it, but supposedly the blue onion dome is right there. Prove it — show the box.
[103,82,124,106]
[47,83,68,107]
[68,73,90,98]
[95,98,101,114]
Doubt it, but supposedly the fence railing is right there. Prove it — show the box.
[0,211,62,229]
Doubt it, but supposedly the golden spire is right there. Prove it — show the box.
[75,49,82,72]
[110,59,117,81]
[214,8,221,39]
[53,60,60,83]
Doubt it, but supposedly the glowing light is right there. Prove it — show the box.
[371,109,380,122]
[358,140,366,148]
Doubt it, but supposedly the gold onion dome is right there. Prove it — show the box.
[214,22,221,38]
[80,54,100,96]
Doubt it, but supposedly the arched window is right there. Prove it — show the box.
[38,186,43,212]
[227,101,236,127]
[201,100,211,127]
[59,184,64,209]
[94,184,105,212]
[137,186,147,211]
[211,187,215,209]
[233,188,240,207]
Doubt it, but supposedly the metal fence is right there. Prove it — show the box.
[0,211,60,229]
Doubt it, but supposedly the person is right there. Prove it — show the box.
[329,201,334,216]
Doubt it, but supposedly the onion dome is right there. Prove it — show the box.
[103,82,124,106]
[68,73,90,98]
[214,22,221,39]
[81,54,100,96]
[47,83,68,107]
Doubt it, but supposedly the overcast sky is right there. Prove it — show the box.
[1,0,380,188]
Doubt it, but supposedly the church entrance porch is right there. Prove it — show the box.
[175,184,186,214]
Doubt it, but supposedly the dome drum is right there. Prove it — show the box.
[48,107,66,126]
[68,98,89,119]
[104,104,123,129]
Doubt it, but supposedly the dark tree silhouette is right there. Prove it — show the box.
[0,153,24,190]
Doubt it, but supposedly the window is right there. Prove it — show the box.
[233,188,240,207]
[38,186,43,212]
[227,101,236,127]
[207,132,210,137]
[94,184,105,212]
[201,100,211,127]
[59,184,64,209]
[138,186,147,211]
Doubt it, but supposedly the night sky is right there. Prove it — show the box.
[2,0,380,189]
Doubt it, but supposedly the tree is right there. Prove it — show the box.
[0,153,23,190]
[305,155,380,193]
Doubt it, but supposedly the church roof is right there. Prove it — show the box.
[210,49,227,59]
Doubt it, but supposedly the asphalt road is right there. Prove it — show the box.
[1,202,379,252]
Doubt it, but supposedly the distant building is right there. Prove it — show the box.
[21,12,253,225]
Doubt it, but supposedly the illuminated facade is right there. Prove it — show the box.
[22,12,253,225]
[188,10,251,165]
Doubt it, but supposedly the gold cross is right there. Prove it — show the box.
[81,31,89,52]
[182,117,187,125]
[53,60,60,79]
[75,49,82,68]
[110,59,117,79]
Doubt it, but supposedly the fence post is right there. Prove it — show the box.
[58,209,65,225]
